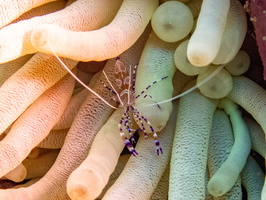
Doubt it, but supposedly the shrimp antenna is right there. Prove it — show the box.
[147,63,226,106]
[47,40,118,109]
[127,65,132,105]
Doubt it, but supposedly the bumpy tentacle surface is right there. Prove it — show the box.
[244,117,266,158]
[0,63,115,200]
[208,109,242,199]
[228,76,266,134]
[0,0,122,63]
[0,53,77,134]
[150,163,170,200]
[0,73,74,178]
[10,0,67,24]
[37,129,69,149]
[169,82,218,200]
[0,54,33,86]
[0,0,58,28]
[134,32,178,132]
[241,155,264,199]
[52,85,89,130]
[30,0,158,61]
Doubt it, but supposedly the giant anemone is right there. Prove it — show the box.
[0,0,265,200]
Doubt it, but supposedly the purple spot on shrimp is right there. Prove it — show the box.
[131,149,138,156]
[155,140,160,146]
[144,133,148,139]
[157,147,163,155]
[130,135,136,143]
[125,140,131,146]
[142,116,147,122]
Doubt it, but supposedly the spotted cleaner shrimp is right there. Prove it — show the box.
[100,57,168,155]
[48,40,168,155]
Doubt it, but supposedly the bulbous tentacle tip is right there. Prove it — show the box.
[31,24,58,50]
[31,27,48,48]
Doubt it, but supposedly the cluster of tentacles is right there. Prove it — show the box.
[0,0,265,200]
